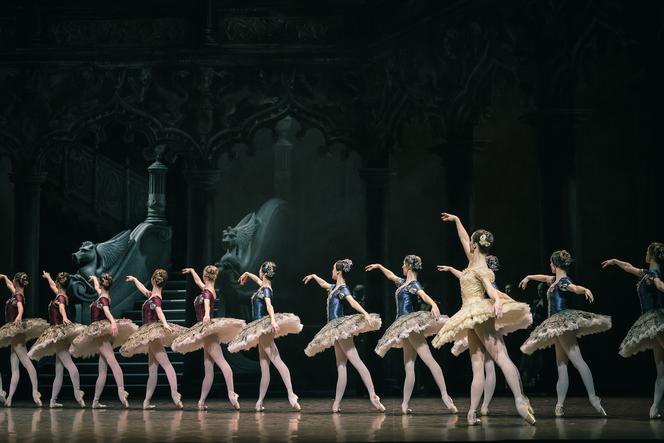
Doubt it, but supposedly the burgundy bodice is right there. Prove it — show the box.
[5,292,25,323]
[47,294,67,325]
[141,294,162,325]
[90,296,110,322]
[194,289,215,322]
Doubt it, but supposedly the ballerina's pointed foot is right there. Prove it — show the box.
[480,405,489,416]
[332,404,341,414]
[525,397,535,416]
[554,404,564,417]
[289,394,301,412]
[49,399,62,409]
[172,392,183,409]
[143,400,156,410]
[590,395,607,417]
[76,390,86,408]
[255,401,265,412]
[443,395,458,414]
[229,392,240,410]
[370,394,385,413]
[92,400,107,409]
[197,401,208,411]
[516,398,536,425]
[401,403,413,415]
[467,410,481,425]
[649,404,662,419]
[0,389,6,405]
[119,389,129,408]
[33,391,42,407]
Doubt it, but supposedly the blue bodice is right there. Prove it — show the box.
[394,279,423,318]
[251,286,272,320]
[637,268,662,314]
[327,284,351,321]
[547,276,571,316]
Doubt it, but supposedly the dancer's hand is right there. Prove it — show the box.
[437,265,452,273]
[271,320,280,334]
[63,317,71,325]
[440,212,458,223]
[365,264,381,272]
[41,271,51,280]
[584,289,594,303]
[125,275,137,283]
[238,273,249,285]
[364,313,376,328]
[13,317,21,326]
[493,298,503,318]
[110,321,118,336]
[430,304,441,320]
[600,259,617,268]
[302,274,316,284]
[181,268,195,275]
[518,277,529,290]
[203,314,211,323]
[163,323,173,332]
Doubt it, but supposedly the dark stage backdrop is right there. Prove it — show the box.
[0,0,662,398]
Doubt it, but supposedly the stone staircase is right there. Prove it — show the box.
[37,278,187,398]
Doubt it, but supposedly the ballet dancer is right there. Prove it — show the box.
[227,261,302,412]
[303,259,385,413]
[120,269,186,409]
[28,271,86,408]
[432,213,535,425]
[171,265,245,410]
[366,255,457,415]
[69,274,137,408]
[0,272,47,407]
[519,250,610,417]
[602,242,664,418]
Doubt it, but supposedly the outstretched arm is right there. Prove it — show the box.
[365,264,401,284]
[345,295,378,328]
[601,258,643,277]
[302,274,333,290]
[566,283,594,302]
[89,275,102,296]
[238,272,262,287]
[437,265,463,279]
[519,274,555,290]
[0,274,16,295]
[182,268,205,290]
[415,289,441,319]
[125,275,151,297]
[41,271,59,295]
[440,213,471,260]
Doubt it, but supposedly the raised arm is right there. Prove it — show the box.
[41,271,59,295]
[519,274,555,290]
[441,213,471,260]
[436,265,463,279]
[182,268,205,290]
[601,258,643,277]
[565,283,594,302]
[0,274,16,295]
[364,264,401,284]
[125,275,151,297]
[415,289,441,319]
[302,274,333,290]
[238,272,262,287]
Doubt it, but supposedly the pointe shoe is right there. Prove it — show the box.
[467,410,481,425]
[370,394,386,413]
[516,397,536,425]
[172,392,183,409]
[76,390,86,408]
[92,400,107,409]
[401,404,413,415]
[255,401,265,412]
[33,391,42,408]
[118,389,129,408]
[554,404,564,417]
[197,401,208,410]
[525,396,535,416]
[229,392,240,410]
[143,400,156,410]
[443,395,458,414]
[289,394,301,412]
[4,398,11,408]
[589,395,607,417]
[332,405,342,414]
[0,389,6,405]
[649,404,662,419]
[480,405,489,416]
[49,399,63,409]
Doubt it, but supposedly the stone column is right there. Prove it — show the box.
[10,172,47,317]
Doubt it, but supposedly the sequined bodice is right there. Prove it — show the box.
[460,268,493,304]
[637,269,662,313]
[326,284,351,321]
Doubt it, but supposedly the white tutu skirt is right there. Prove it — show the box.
[432,298,532,349]
[305,313,382,357]
[227,313,303,353]
[69,319,139,359]
[171,318,247,354]
[374,311,448,357]
[0,319,49,348]
[28,323,86,361]
[119,322,188,357]
[619,309,664,358]
[520,309,612,355]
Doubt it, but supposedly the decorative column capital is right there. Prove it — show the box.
[184,169,222,190]
[519,108,592,129]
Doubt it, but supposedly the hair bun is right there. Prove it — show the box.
[203,265,219,281]
[13,272,29,287]
[404,255,423,271]
[100,273,113,290]
[56,272,70,288]
[486,255,500,272]
[152,269,168,287]
[551,250,574,270]
[336,259,353,274]
[261,261,276,278]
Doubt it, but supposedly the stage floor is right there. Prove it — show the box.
[1,397,662,442]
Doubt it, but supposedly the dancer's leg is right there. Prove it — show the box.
[468,330,486,423]
[55,350,84,407]
[51,356,64,406]
[481,357,496,415]
[337,337,384,411]
[98,341,128,406]
[406,333,456,411]
[12,343,40,403]
[259,335,298,407]
[199,349,214,408]
[149,342,181,407]
[332,342,348,412]
[205,341,238,403]
[401,340,417,414]
[143,352,158,409]
[256,342,271,410]
[558,332,605,414]
[651,337,664,418]
[6,350,20,405]
[93,355,108,407]
[554,340,569,414]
